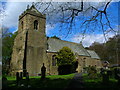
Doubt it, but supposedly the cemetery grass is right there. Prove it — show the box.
[82,74,119,89]
[5,73,75,89]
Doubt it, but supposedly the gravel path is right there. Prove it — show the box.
[65,73,84,89]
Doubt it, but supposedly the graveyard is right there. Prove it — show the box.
[2,65,120,89]
[3,74,74,89]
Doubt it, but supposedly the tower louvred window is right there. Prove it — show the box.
[34,20,38,30]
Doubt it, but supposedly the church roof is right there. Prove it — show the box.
[87,50,100,59]
[47,38,90,56]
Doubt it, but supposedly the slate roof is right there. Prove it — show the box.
[47,38,90,56]
[87,50,100,59]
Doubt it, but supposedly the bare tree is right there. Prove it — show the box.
[2,27,10,38]
[33,0,118,40]
[0,2,8,38]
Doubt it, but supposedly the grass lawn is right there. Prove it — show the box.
[82,73,120,89]
[3,73,120,89]
[3,73,75,89]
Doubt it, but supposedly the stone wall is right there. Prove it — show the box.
[76,56,91,73]
[10,28,26,75]
[76,55,102,73]
[46,52,103,75]
[47,52,58,75]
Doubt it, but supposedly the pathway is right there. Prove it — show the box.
[65,73,84,89]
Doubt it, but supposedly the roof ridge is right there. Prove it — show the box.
[49,37,81,45]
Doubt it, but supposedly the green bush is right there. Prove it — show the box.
[87,66,97,79]
[55,47,76,74]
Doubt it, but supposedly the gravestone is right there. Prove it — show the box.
[117,74,120,85]
[26,72,29,81]
[102,70,109,84]
[114,68,120,85]
[16,72,20,85]
[41,63,46,79]
[20,72,23,80]
[26,72,29,86]
[114,68,119,79]
[23,69,27,77]
[2,77,8,88]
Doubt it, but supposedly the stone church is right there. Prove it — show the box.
[10,5,102,76]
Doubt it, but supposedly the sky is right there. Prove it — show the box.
[0,0,119,47]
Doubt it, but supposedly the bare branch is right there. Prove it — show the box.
[100,12,107,42]
[42,2,52,13]
[103,0,112,12]
[34,0,115,39]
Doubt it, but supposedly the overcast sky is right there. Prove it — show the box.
[1,0,119,47]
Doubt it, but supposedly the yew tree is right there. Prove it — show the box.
[56,46,76,66]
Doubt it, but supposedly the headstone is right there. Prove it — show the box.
[117,74,120,85]
[23,69,27,77]
[102,70,109,84]
[26,72,29,81]
[2,77,8,88]
[20,72,23,80]
[41,63,46,79]
[107,70,112,77]
[100,68,104,74]
[114,68,120,85]
[26,72,29,86]
[114,68,119,79]
[16,72,20,85]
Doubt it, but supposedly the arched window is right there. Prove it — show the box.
[21,21,23,30]
[52,55,56,66]
[34,20,38,30]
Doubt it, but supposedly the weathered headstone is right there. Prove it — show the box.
[26,72,29,86]
[20,72,23,80]
[23,69,27,77]
[114,68,119,79]
[16,72,20,85]
[117,74,120,85]
[2,77,8,88]
[102,70,109,84]
[26,72,29,81]
[114,68,120,85]
[41,63,46,79]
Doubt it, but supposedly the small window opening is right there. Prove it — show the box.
[52,55,57,66]
[34,20,38,30]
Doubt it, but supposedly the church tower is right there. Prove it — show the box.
[10,5,48,76]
